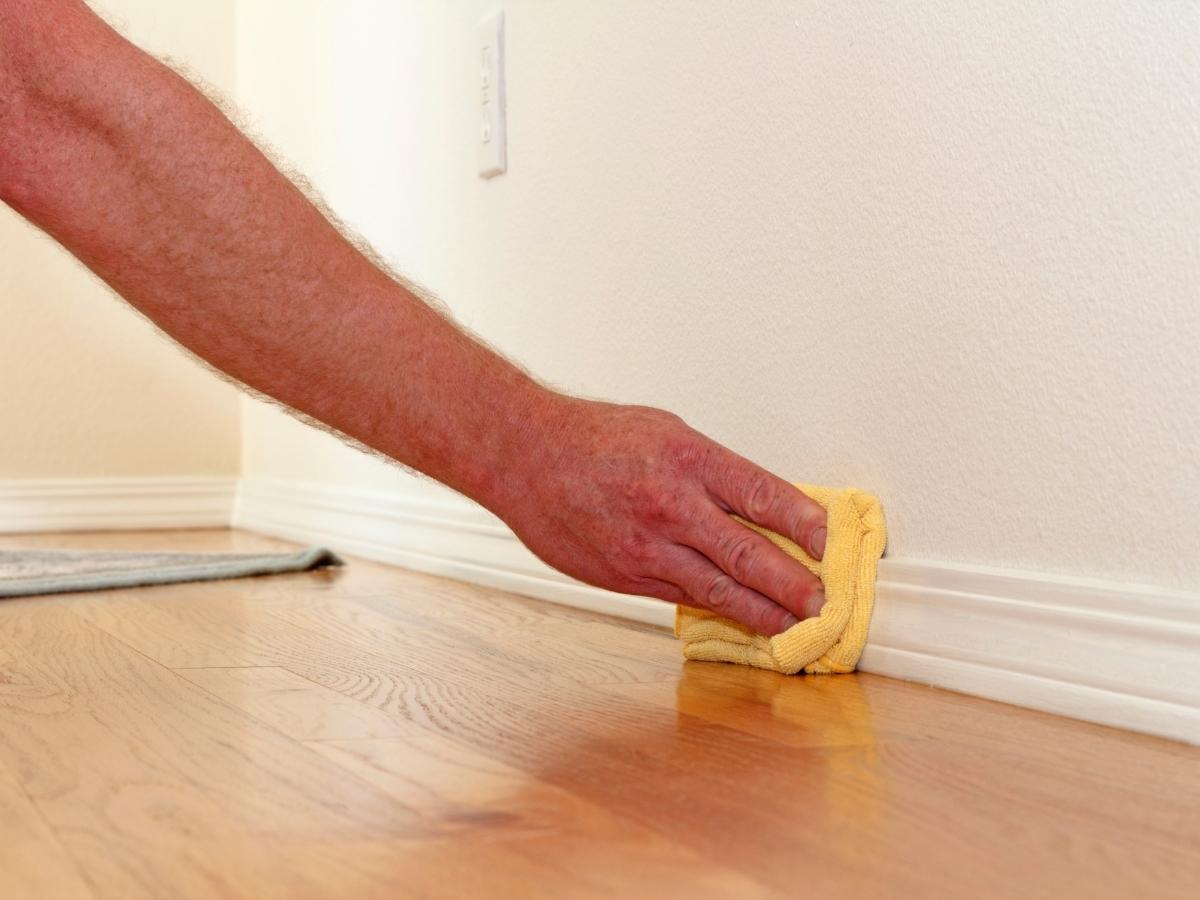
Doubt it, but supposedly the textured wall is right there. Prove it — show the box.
[237,1,1200,591]
[0,0,241,478]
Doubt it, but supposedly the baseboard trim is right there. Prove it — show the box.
[233,477,670,625]
[230,476,1198,745]
[0,477,237,533]
[860,644,1200,744]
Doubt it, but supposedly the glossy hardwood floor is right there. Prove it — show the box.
[0,529,1196,899]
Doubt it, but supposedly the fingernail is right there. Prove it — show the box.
[780,613,801,632]
[803,590,826,620]
[810,527,827,560]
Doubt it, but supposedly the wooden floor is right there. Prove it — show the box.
[0,530,1195,899]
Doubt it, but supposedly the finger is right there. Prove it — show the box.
[688,509,826,621]
[627,575,688,606]
[661,545,798,636]
[705,451,828,560]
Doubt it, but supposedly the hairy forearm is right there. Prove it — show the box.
[0,1,555,510]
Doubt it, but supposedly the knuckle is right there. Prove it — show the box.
[700,572,737,613]
[791,503,825,544]
[719,531,760,583]
[624,481,672,525]
[743,472,777,524]
[666,434,708,473]
[630,482,694,530]
[752,608,781,635]
[617,532,657,569]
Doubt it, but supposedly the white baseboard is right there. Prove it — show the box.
[233,477,670,625]
[234,477,1200,745]
[0,477,237,532]
[863,560,1200,745]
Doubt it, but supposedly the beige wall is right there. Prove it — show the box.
[232,1,1193,593]
[0,0,241,478]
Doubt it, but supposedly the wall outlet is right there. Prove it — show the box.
[476,11,506,178]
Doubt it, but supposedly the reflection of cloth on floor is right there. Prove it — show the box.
[0,546,342,598]
[674,663,886,833]
[674,485,886,674]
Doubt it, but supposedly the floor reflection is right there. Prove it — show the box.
[674,661,889,847]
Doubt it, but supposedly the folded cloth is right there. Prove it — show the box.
[674,485,886,675]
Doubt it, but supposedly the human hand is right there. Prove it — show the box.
[493,396,828,636]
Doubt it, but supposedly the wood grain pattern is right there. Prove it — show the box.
[0,528,1196,899]
[0,750,96,900]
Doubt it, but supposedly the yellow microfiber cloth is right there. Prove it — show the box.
[673,485,886,675]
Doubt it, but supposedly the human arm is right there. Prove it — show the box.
[0,0,827,634]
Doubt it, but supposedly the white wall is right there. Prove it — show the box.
[235,1,1199,592]
[0,0,241,478]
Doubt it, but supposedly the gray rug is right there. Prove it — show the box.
[0,546,343,598]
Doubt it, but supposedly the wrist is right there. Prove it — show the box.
[466,383,581,519]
